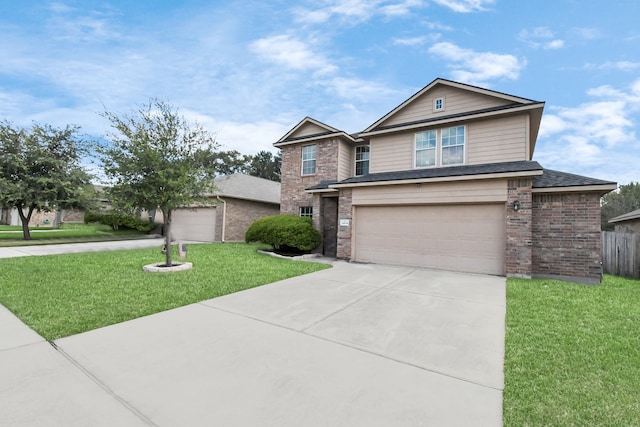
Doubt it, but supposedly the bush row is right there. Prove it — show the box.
[245,214,320,253]
[84,211,155,232]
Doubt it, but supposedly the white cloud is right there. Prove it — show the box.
[572,27,603,40]
[428,42,525,85]
[250,34,338,75]
[393,35,438,46]
[585,61,640,72]
[293,0,424,24]
[535,79,640,182]
[519,27,564,50]
[432,0,494,13]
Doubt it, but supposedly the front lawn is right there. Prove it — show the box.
[0,222,149,246]
[0,243,330,340]
[504,275,640,426]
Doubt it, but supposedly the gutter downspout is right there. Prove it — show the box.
[217,196,227,242]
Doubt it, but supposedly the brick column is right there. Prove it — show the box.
[336,189,353,260]
[506,178,533,278]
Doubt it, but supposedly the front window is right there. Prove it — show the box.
[415,130,437,168]
[299,206,313,217]
[301,145,316,175]
[441,126,465,165]
[355,145,370,176]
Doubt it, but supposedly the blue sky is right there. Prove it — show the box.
[1,0,639,184]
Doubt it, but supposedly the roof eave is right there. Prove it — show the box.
[274,131,356,147]
[330,169,543,189]
[532,184,617,194]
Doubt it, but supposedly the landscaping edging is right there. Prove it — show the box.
[143,262,193,273]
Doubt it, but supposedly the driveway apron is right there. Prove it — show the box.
[4,260,506,426]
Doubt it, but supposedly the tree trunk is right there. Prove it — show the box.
[17,207,34,240]
[163,208,173,266]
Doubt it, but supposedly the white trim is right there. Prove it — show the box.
[532,184,617,194]
[433,96,445,112]
[301,144,317,176]
[414,130,437,169]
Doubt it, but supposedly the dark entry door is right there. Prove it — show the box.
[321,197,338,257]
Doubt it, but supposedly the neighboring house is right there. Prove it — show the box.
[275,78,616,284]
[1,208,84,227]
[167,173,280,242]
[609,209,640,233]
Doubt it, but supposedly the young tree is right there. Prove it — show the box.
[98,100,218,267]
[601,182,640,230]
[0,121,92,240]
[248,150,281,182]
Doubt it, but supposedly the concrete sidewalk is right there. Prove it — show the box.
[0,237,164,259]
[0,261,506,426]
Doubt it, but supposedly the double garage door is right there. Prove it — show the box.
[171,208,216,242]
[354,204,505,275]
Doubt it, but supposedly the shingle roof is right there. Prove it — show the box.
[532,169,616,188]
[609,208,640,223]
[305,180,339,191]
[214,174,280,204]
[336,160,543,185]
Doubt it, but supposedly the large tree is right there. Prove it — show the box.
[248,150,281,182]
[601,182,640,230]
[0,121,92,240]
[98,100,218,267]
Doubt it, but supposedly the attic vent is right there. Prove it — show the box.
[434,97,445,111]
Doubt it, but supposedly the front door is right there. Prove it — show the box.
[321,197,338,257]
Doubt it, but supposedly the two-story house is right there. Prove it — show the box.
[275,78,616,284]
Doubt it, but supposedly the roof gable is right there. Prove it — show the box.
[363,78,541,133]
[274,117,354,146]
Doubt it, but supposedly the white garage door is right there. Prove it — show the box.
[171,208,216,242]
[354,204,505,275]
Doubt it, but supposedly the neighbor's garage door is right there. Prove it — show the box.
[171,208,216,242]
[354,204,505,275]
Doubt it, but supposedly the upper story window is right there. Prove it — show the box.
[415,130,437,168]
[415,125,465,168]
[355,145,370,176]
[301,144,316,175]
[441,126,465,165]
[434,97,445,111]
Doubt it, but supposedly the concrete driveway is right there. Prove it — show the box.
[1,261,506,426]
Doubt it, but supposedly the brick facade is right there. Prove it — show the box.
[280,139,340,216]
[216,198,280,242]
[505,178,533,278]
[336,189,353,260]
[532,192,603,284]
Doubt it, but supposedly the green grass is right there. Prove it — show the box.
[0,222,148,246]
[0,243,330,340]
[504,275,640,426]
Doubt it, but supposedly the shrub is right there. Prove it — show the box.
[84,211,155,232]
[245,215,321,253]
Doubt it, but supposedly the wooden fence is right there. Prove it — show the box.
[602,231,640,279]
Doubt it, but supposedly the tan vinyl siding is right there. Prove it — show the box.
[337,140,353,180]
[352,179,508,205]
[467,114,529,164]
[293,122,331,138]
[370,114,530,172]
[382,86,510,127]
[370,134,413,173]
